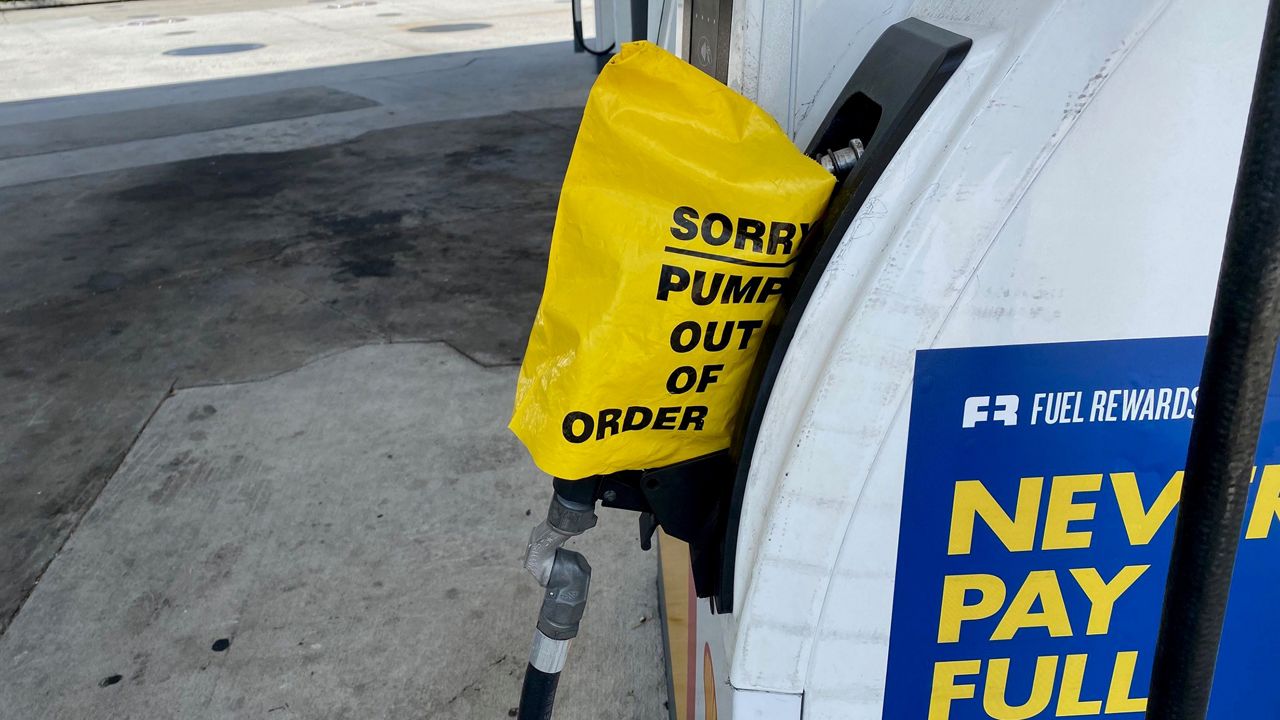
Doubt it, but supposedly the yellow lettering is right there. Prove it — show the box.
[1056,654,1103,716]
[949,478,1043,555]
[1112,471,1182,545]
[939,574,1006,643]
[1043,474,1101,550]
[1246,464,1280,540]
[991,570,1072,641]
[1105,651,1148,713]
[983,656,1057,720]
[1070,565,1149,635]
[929,660,981,720]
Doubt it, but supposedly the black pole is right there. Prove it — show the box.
[1147,2,1280,718]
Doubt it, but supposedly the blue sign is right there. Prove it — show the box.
[883,337,1280,719]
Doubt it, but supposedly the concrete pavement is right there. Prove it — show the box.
[0,344,664,719]
[0,1,668,717]
[0,3,599,187]
[0,0,584,102]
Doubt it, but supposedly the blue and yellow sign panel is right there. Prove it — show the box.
[884,337,1280,719]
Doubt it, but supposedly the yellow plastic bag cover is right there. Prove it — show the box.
[510,41,835,480]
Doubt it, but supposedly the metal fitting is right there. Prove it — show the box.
[817,137,866,177]
[529,630,571,674]
[547,494,597,535]
[524,494,597,586]
[518,490,595,718]
[536,548,592,641]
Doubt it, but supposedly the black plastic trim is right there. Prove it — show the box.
[713,18,972,613]
[552,450,733,598]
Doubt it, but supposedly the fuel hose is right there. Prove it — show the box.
[517,636,566,720]
[571,0,616,56]
[1147,0,1280,716]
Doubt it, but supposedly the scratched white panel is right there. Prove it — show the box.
[790,0,915,142]
[724,0,1262,701]
[727,0,913,142]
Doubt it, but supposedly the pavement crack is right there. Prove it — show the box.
[173,343,375,391]
[444,656,508,705]
[0,380,176,637]
[433,340,519,369]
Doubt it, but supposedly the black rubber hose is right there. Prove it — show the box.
[571,0,616,57]
[517,664,560,720]
[1147,2,1280,718]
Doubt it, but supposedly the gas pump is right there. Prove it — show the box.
[516,1,1280,718]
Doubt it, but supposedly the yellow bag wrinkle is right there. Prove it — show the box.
[510,41,835,480]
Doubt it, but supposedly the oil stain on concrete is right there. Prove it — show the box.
[0,107,582,637]
[0,101,668,716]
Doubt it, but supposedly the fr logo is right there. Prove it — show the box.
[962,395,1019,428]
